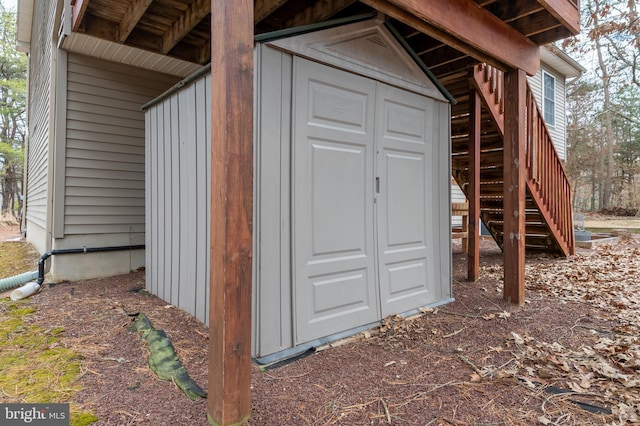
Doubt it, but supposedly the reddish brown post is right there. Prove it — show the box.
[502,69,526,305]
[208,0,253,425]
[468,88,481,281]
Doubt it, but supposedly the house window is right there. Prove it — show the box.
[543,71,556,126]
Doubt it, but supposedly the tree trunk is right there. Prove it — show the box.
[591,0,616,209]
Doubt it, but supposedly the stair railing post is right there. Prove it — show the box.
[468,87,481,281]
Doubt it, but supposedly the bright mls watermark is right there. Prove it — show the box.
[0,404,69,425]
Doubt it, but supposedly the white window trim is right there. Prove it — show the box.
[542,70,556,127]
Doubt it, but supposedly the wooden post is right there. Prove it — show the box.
[208,1,253,425]
[468,88,481,282]
[502,69,526,305]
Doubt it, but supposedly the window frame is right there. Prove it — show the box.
[542,70,556,127]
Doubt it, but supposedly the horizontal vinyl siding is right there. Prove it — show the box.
[528,66,567,160]
[451,179,466,227]
[146,73,211,325]
[25,1,55,238]
[552,71,567,160]
[63,53,179,236]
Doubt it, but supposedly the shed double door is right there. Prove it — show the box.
[293,58,436,344]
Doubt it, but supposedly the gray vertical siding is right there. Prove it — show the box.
[528,65,567,160]
[145,73,212,323]
[25,0,56,247]
[253,46,294,355]
[64,53,179,236]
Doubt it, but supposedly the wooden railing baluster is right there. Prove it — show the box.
[472,63,574,256]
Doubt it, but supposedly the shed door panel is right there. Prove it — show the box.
[293,58,379,343]
[375,83,436,317]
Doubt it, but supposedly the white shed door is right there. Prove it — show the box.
[375,83,436,317]
[293,57,435,344]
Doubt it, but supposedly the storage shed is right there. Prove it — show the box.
[144,18,453,361]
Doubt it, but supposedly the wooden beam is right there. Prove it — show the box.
[71,0,90,32]
[198,38,212,65]
[117,0,153,43]
[163,0,210,54]
[537,0,581,35]
[360,0,540,75]
[502,69,526,305]
[468,88,481,282]
[285,0,357,28]
[208,0,253,424]
[255,0,288,22]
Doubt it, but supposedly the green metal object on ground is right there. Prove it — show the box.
[129,313,206,400]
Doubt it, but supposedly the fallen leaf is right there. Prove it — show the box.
[537,416,551,425]
[469,373,482,383]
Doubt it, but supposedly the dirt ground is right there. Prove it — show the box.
[2,223,640,425]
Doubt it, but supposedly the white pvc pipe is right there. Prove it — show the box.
[10,282,41,301]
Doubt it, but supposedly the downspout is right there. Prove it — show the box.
[1,244,145,300]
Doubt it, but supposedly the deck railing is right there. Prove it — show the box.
[473,64,574,256]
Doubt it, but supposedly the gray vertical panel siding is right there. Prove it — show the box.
[438,102,453,301]
[25,1,56,236]
[201,74,211,324]
[145,73,211,324]
[64,54,179,236]
[146,48,292,339]
[197,75,212,325]
[254,46,293,356]
[158,102,168,301]
[178,84,196,316]
[148,106,158,298]
[170,97,181,306]
[145,111,153,296]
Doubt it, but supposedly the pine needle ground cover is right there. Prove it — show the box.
[2,233,640,424]
[0,300,98,425]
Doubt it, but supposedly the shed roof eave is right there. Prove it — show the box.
[16,0,35,53]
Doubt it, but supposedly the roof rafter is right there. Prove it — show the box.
[285,0,358,28]
[255,0,289,23]
[72,0,90,32]
[117,0,154,43]
[162,0,210,54]
[361,0,540,75]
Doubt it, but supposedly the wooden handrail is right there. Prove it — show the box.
[472,64,575,256]
[524,83,575,255]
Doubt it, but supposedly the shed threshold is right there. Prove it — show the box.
[254,297,455,367]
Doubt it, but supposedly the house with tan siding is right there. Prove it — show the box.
[17,1,185,280]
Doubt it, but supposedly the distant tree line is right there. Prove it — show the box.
[0,3,26,220]
[563,0,640,214]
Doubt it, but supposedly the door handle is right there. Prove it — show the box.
[376,177,380,194]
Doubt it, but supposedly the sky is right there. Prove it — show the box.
[2,0,17,11]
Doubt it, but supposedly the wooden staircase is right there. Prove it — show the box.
[450,64,575,256]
